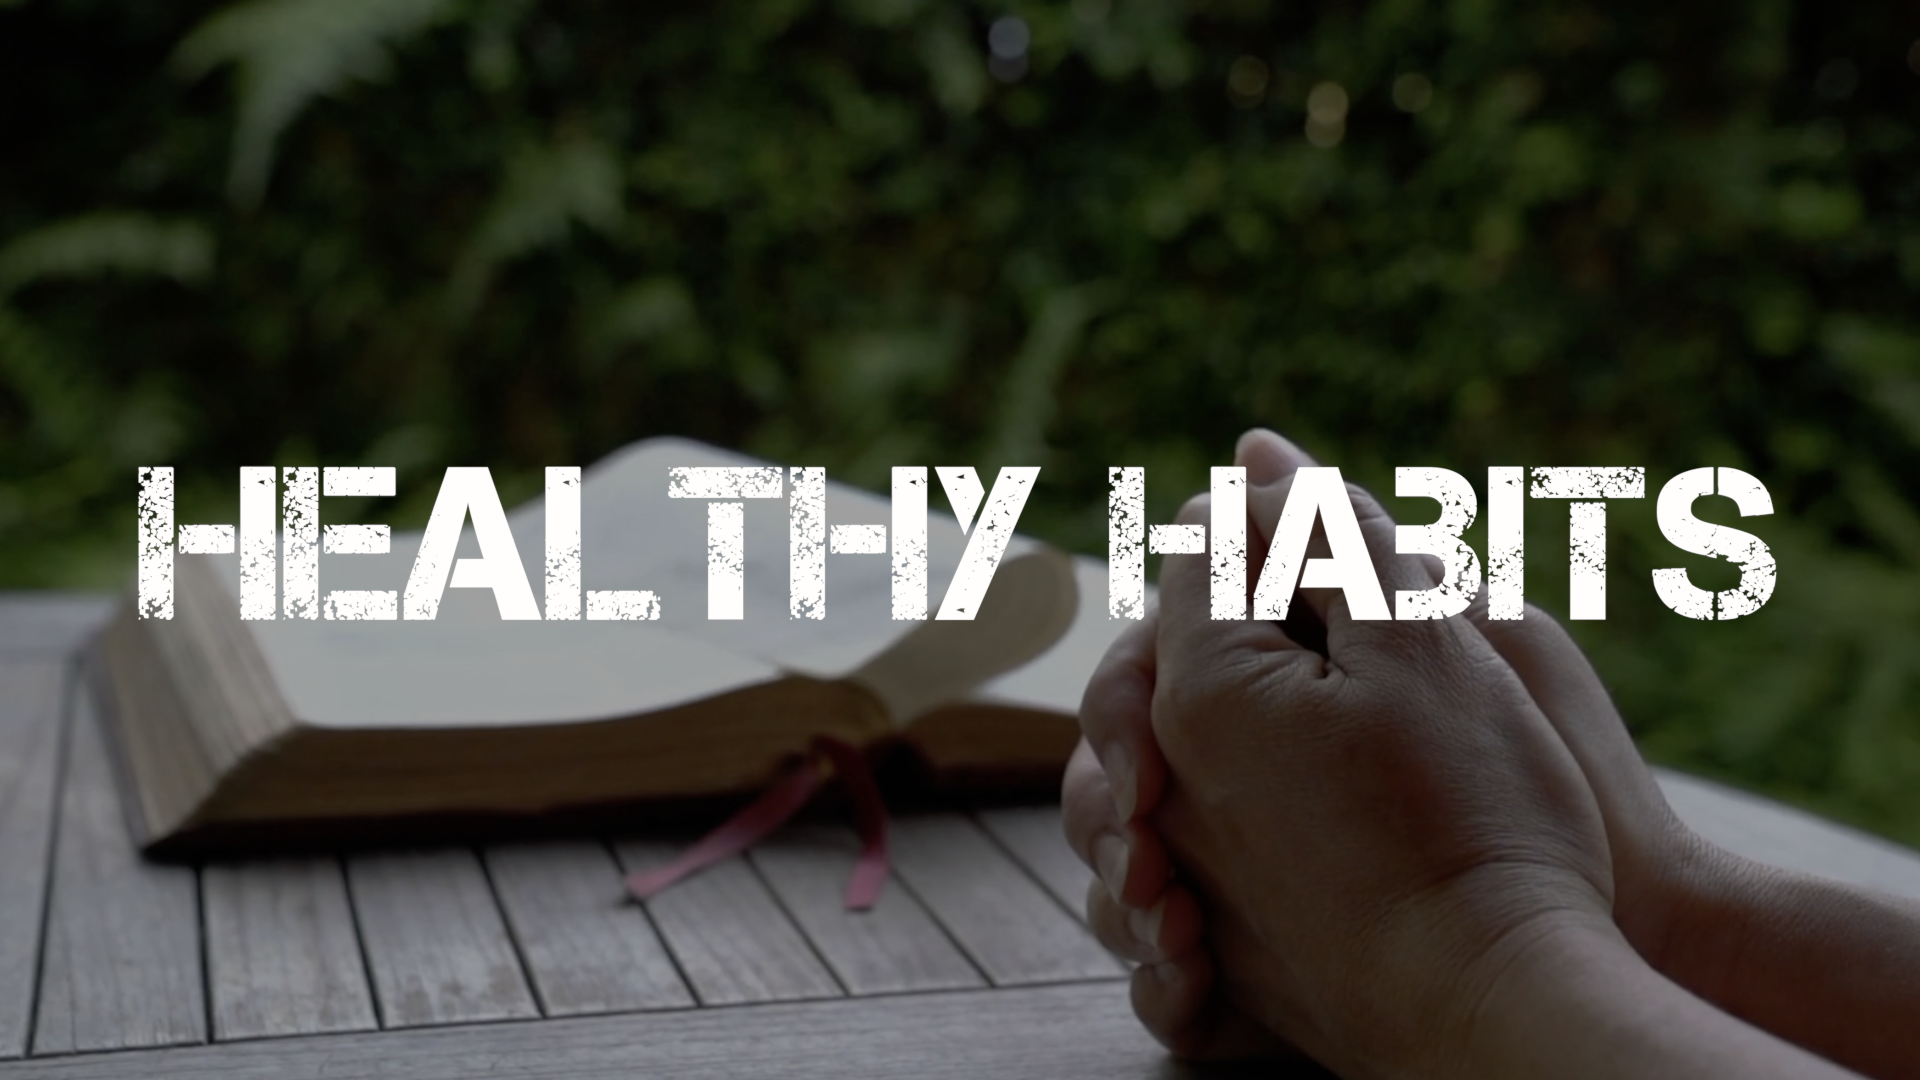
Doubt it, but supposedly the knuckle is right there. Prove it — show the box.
[1152,662,1228,741]
[1152,649,1295,752]
[1521,602,1571,640]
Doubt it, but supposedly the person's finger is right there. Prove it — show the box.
[1154,491,1304,683]
[1155,491,1326,770]
[1236,428,1293,487]
[1231,431,1342,654]
[1238,431,1451,665]
[1461,600,1684,852]
[1084,876,1205,964]
[1059,740,1116,878]
[1130,951,1214,1055]
[1242,433,1430,599]
[1075,616,1167,824]
[1129,951,1301,1062]
[1410,552,1446,587]
[1233,428,1288,587]
[1231,430,1337,654]
[1059,740,1175,906]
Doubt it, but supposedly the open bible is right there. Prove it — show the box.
[92,439,1123,856]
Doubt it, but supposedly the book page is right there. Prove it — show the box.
[968,558,1137,716]
[214,552,780,729]
[553,440,1080,720]
[211,438,1066,729]
[528,438,972,676]
[847,545,1078,723]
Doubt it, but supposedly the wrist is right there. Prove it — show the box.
[1328,874,1624,1080]
[1619,824,1754,998]
[1451,913,1680,1080]
[1453,892,1863,1080]
[1443,907,1628,1068]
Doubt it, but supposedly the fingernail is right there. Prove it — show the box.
[1094,833,1130,900]
[1101,744,1137,821]
[1130,897,1167,951]
[1152,959,1182,986]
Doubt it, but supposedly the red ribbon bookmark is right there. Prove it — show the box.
[624,736,890,911]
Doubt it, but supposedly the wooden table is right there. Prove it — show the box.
[2,594,1919,1079]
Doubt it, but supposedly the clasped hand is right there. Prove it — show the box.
[1062,429,1897,1080]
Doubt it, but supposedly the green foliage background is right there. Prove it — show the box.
[6,0,1920,841]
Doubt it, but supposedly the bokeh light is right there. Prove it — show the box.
[1228,55,1269,108]
[1392,72,1433,113]
[1305,80,1348,147]
[988,15,1030,83]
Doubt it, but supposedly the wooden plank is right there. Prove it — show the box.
[483,841,694,1016]
[344,850,539,1028]
[201,858,377,1041]
[749,825,984,995]
[612,840,841,1006]
[0,597,112,658]
[1657,769,1920,898]
[0,982,1317,1080]
[0,661,67,1060]
[31,681,204,1055]
[887,814,1123,986]
[975,805,1095,919]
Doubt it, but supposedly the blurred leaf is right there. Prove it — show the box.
[1774,179,1864,241]
[916,8,986,115]
[806,326,961,426]
[465,0,531,91]
[0,214,213,296]
[587,276,704,368]
[448,136,624,319]
[1843,462,1920,568]
[986,282,1113,466]
[173,0,460,205]
[1823,315,1920,445]
[838,0,925,26]
[1507,125,1589,205]
[0,306,94,449]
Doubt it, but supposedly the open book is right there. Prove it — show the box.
[93,438,1125,856]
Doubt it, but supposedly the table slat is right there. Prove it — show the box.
[0,983,1301,1080]
[32,684,205,1055]
[613,842,842,1006]
[483,841,694,1016]
[888,814,1123,986]
[202,858,378,1041]
[750,825,985,995]
[345,850,539,1028]
[976,805,1096,920]
[0,661,67,1060]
